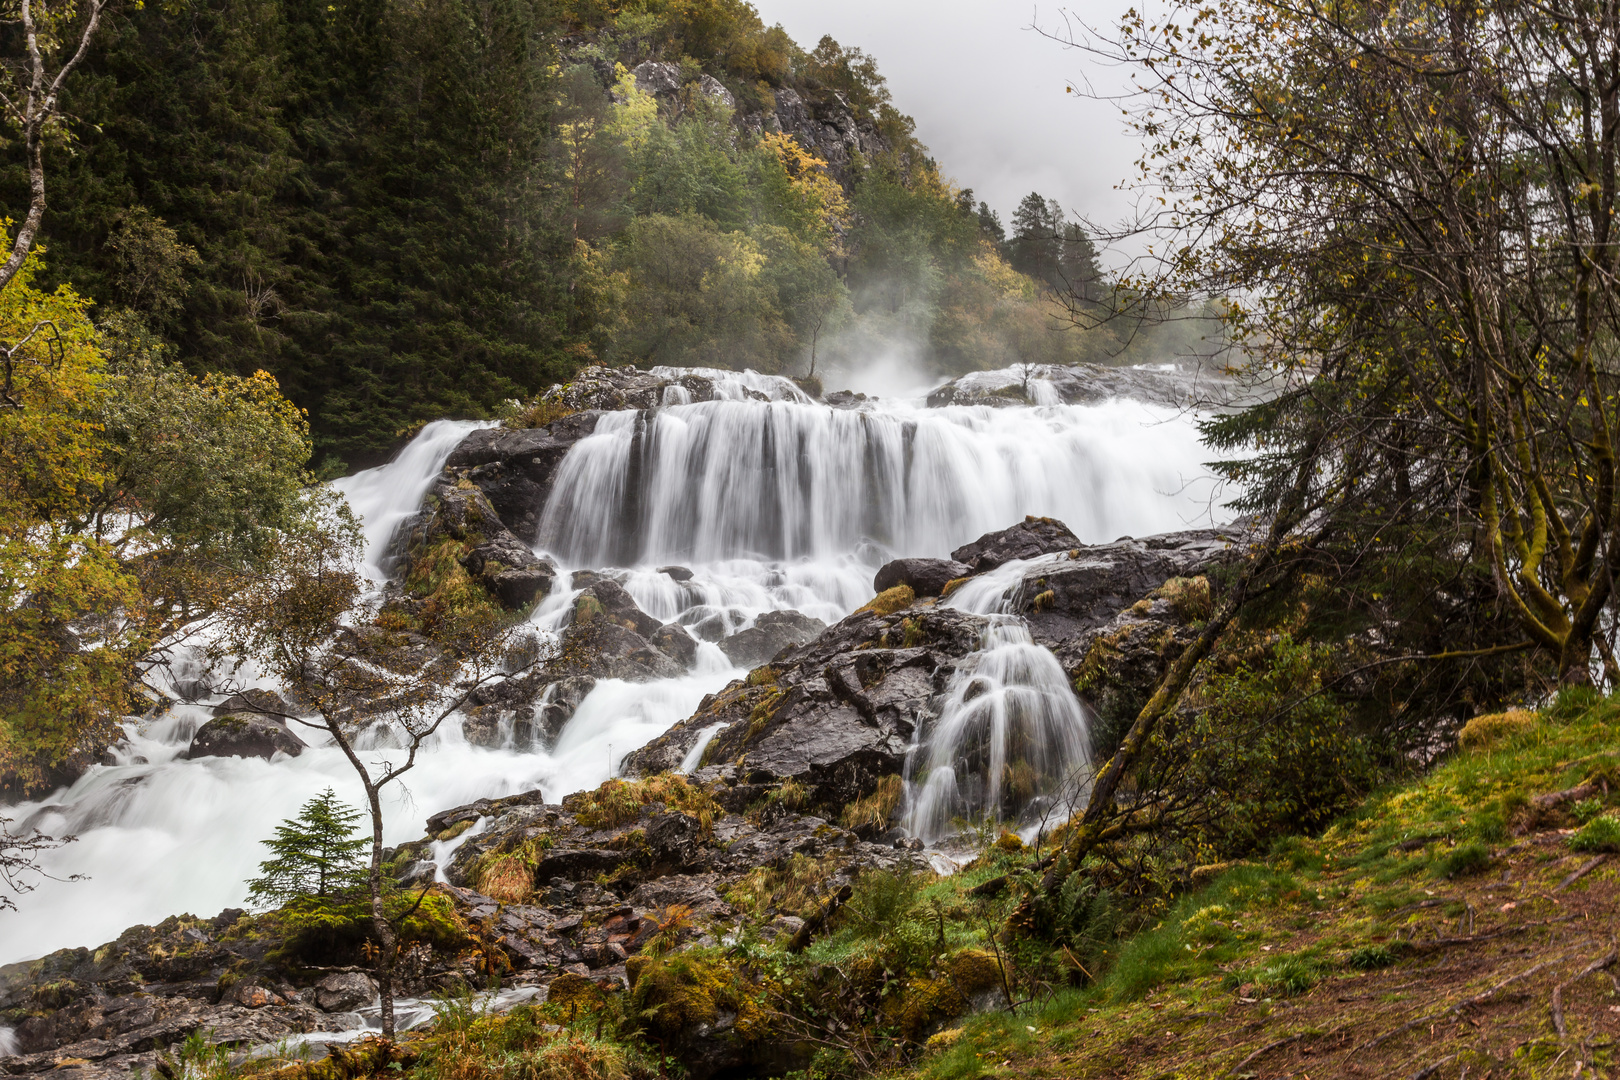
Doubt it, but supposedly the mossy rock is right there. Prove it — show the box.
[857,584,915,617]
[1458,708,1537,750]
[546,972,604,1010]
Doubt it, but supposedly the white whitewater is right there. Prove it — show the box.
[539,383,1213,566]
[2,365,1218,966]
[902,557,1094,844]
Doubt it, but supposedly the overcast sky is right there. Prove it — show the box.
[749,1,1137,232]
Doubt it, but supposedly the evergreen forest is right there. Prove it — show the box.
[2,0,1192,464]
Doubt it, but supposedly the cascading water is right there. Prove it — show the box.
[2,365,1221,966]
[901,556,1094,845]
[538,382,1215,566]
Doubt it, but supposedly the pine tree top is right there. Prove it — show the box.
[246,787,368,909]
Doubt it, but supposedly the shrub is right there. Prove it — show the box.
[1570,814,1620,854]
[569,774,719,835]
[416,1001,629,1080]
[1178,634,1377,855]
[1434,840,1493,878]
[839,775,903,833]
[1251,952,1324,997]
[1457,708,1537,751]
[1346,943,1402,970]
[1156,576,1213,621]
[497,398,577,430]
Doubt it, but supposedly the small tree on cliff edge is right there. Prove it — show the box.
[246,788,368,907]
[214,508,549,1038]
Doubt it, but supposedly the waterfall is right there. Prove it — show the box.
[2,369,1220,966]
[900,557,1094,845]
[537,395,1215,566]
[331,419,494,581]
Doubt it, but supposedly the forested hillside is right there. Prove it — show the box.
[1,0,1193,464]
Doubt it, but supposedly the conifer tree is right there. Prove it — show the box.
[245,788,367,907]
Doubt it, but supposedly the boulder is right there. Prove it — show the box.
[313,972,377,1013]
[440,412,602,540]
[461,534,555,609]
[403,478,558,609]
[185,715,304,761]
[629,605,986,809]
[872,557,972,598]
[536,676,598,743]
[209,689,297,721]
[1008,528,1237,645]
[576,580,663,638]
[717,610,827,669]
[629,60,681,97]
[652,623,699,669]
[950,516,1083,572]
[658,565,694,582]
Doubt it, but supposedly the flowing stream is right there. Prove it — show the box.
[1,367,1221,967]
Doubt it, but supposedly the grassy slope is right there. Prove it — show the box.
[908,693,1620,1080]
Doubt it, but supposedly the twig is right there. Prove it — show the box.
[1409,1056,1456,1080]
[1228,1031,1307,1075]
[982,914,1016,1012]
[1406,914,1576,953]
[1552,947,1619,1040]
[1553,855,1607,894]
[1356,957,1563,1052]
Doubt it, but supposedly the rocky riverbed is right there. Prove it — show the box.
[2,363,1247,1079]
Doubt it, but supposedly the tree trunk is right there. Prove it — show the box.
[364,785,396,1039]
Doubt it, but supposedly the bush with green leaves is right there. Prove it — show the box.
[1180,634,1379,855]
[246,787,368,908]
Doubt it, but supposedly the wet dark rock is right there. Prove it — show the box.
[951,516,1083,572]
[629,605,986,809]
[873,557,972,598]
[426,788,546,836]
[658,565,694,582]
[535,676,597,744]
[652,623,699,669]
[461,534,555,610]
[627,875,735,919]
[171,679,213,703]
[1007,527,1238,645]
[717,610,827,669]
[402,479,558,611]
[576,580,663,638]
[688,607,748,643]
[566,621,685,682]
[644,812,705,872]
[184,715,303,761]
[313,972,376,1013]
[440,413,603,541]
[209,689,297,721]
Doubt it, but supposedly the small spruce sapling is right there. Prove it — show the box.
[246,788,368,907]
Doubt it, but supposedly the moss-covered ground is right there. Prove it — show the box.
[221,691,1620,1080]
[899,689,1620,1080]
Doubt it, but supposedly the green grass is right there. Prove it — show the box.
[904,685,1620,1080]
[1570,814,1620,853]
